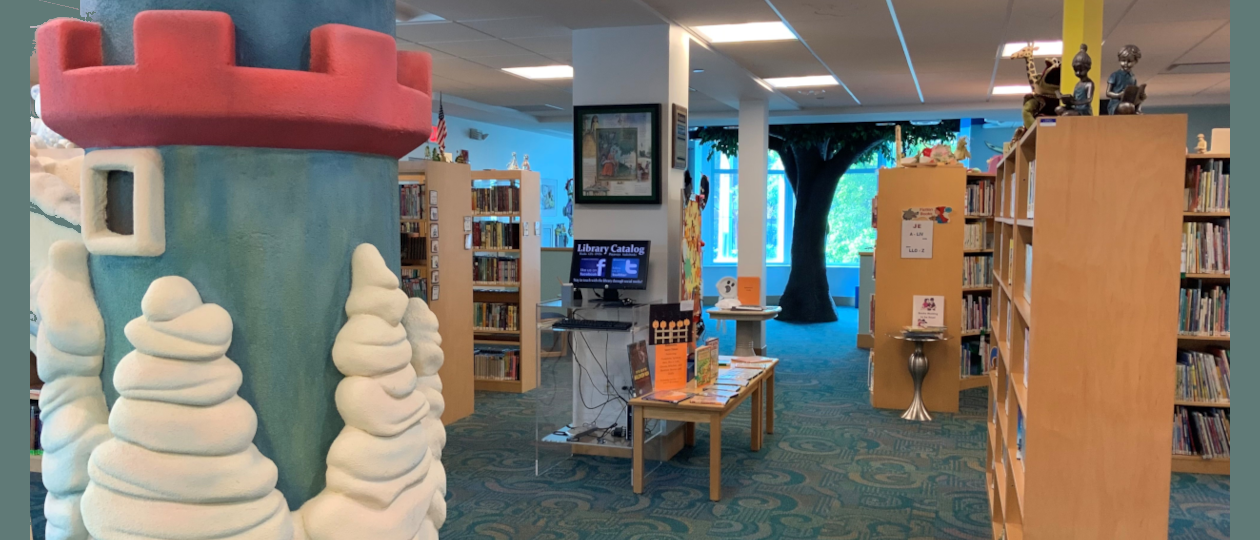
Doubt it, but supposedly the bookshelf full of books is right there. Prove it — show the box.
[399,160,474,424]
[987,116,1187,539]
[470,169,541,393]
[960,172,995,391]
[1172,153,1230,475]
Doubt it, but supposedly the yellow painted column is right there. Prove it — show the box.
[1062,0,1104,114]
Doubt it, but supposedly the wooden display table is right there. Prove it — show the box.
[630,358,778,501]
[705,307,781,356]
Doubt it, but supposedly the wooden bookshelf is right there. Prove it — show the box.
[871,166,964,413]
[400,160,474,424]
[470,169,540,393]
[1170,152,1230,476]
[987,116,1187,539]
[961,171,996,389]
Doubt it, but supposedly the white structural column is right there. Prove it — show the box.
[572,25,689,304]
[736,98,769,347]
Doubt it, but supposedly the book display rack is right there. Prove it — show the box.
[1172,153,1230,475]
[471,170,540,393]
[961,172,995,390]
[399,160,474,423]
[987,116,1186,539]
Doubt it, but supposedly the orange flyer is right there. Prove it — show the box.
[653,343,688,391]
[737,277,761,306]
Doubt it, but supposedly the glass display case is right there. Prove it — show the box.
[534,298,671,477]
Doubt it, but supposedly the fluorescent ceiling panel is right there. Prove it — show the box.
[991,85,1030,95]
[765,75,838,88]
[694,22,795,44]
[1001,41,1063,58]
[502,65,574,80]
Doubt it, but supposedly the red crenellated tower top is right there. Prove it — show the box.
[37,10,433,158]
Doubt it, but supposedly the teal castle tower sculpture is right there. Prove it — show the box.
[34,2,450,539]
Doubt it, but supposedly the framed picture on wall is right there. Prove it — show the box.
[573,103,661,204]
[671,104,688,171]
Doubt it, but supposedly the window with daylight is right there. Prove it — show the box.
[704,148,786,264]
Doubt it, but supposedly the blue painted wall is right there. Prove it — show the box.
[89,146,399,508]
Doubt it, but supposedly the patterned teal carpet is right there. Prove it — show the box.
[30,308,1229,539]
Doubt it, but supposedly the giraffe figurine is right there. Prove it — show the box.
[1009,43,1062,128]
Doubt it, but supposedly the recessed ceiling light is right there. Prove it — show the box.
[1001,41,1063,58]
[765,75,838,88]
[991,85,1030,95]
[694,22,795,44]
[693,68,705,73]
[502,65,573,80]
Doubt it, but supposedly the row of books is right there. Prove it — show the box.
[30,403,42,451]
[1178,284,1229,336]
[1172,406,1230,459]
[960,336,988,377]
[1025,160,1036,219]
[474,347,520,381]
[473,256,519,283]
[1184,159,1229,213]
[402,237,427,262]
[1181,220,1230,275]
[965,179,994,216]
[1175,348,1230,404]
[472,185,521,214]
[962,293,990,332]
[963,255,993,288]
[401,270,428,301]
[1016,408,1025,461]
[474,301,520,331]
[963,222,992,250]
[400,184,425,218]
[400,221,425,234]
[472,221,521,250]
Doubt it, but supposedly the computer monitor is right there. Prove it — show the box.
[569,240,650,302]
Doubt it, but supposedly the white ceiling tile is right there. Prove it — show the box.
[396,22,493,44]
[472,54,559,69]
[399,0,539,21]
[525,0,663,28]
[428,39,533,58]
[505,36,574,56]
[1176,23,1229,65]
[461,17,572,40]
[1144,73,1229,97]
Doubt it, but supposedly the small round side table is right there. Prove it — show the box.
[888,333,947,422]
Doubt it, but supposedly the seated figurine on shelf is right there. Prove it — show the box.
[1106,45,1143,115]
[1057,44,1095,117]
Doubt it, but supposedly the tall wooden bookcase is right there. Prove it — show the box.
[871,166,965,413]
[1171,152,1230,475]
[987,115,1186,540]
[470,169,540,393]
[399,160,474,424]
[960,172,996,391]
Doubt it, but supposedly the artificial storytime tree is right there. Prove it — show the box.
[694,121,959,323]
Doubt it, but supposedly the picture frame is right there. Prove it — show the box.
[429,205,439,221]
[671,104,688,171]
[573,103,661,204]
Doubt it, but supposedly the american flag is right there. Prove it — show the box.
[435,94,447,155]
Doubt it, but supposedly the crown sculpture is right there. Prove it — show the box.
[32,3,447,540]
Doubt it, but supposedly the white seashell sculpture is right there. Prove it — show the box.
[296,244,446,540]
[80,275,296,539]
[34,241,112,540]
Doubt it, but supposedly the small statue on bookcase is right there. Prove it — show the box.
[455,149,469,164]
[1106,44,1145,115]
[507,152,519,170]
[1056,44,1095,117]
[522,154,531,171]
[1195,134,1208,154]
[954,136,971,162]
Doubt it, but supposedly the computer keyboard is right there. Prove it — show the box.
[551,318,633,331]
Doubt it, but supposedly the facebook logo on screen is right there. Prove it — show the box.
[579,257,606,277]
[611,258,639,278]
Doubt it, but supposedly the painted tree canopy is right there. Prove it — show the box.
[694,121,959,323]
